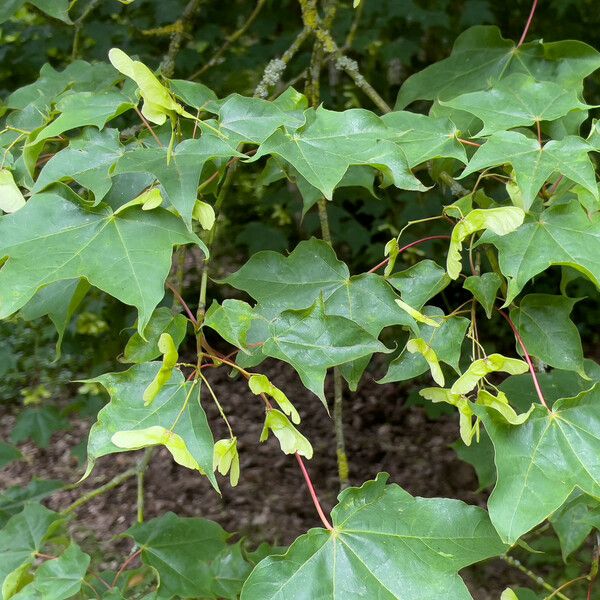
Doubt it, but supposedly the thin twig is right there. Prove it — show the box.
[134,106,163,148]
[497,309,550,411]
[367,235,451,274]
[502,555,571,600]
[518,0,539,47]
[112,548,142,589]
[295,453,333,531]
[167,282,198,327]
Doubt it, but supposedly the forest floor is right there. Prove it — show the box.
[2,358,532,599]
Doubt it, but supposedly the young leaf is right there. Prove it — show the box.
[143,333,178,406]
[85,364,217,489]
[447,207,525,280]
[11,543,90,600]
[476,385,600,543]
[442,73,591,136]
[481,202,600,305]
[395,299,440,327]
[451,354,528,395]
[460,132,598,210]
[241,474,507,600]
[213,438,240,487]
[510,294,586,377]
[0,479,63,527]
[464,272,502,318]
[248,374,300,424]
[260,409,313,458]
[0,169,25,213]
[476,390,533,426]
[124,512,229,599]
[406,338,445,386]
[380,306,470,384]
[124,307,188,364]
[420,387,476,444]
[0,504,64,599]
[0,193,203,334]
[108,48,187,125]
[192,200,215,230]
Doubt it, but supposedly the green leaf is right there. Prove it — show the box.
[223,239,416,340]
[0,193,203,334]
[476,385,600,542]
[218,94,305,144]
[203,299,258,351]
[11,543,90,600]
[0,169,25,213]
[241,474,507,599]
[510,294,586,376]
[0,480,63,527]
[262,301,389,401]
[253,107,425,199]
[0,0,71,24]
[461,132,598,210]
[380,307,470,384]
[260,409,313,458]
[0,504,64,599]
[124,307,188,364]
[447,207,525,280]
[124,512,229,599]
[32,128,124,204]
[550,491,600,560]
[114,137,239,225]
[0,442,21,470]
[387,259,451,310]
[31,91,133,144]
[481,202,600,305]
[442,73,591,136]
[20,279,90,357]
[224,238,347,308]
[451,354,528,395]
[169,79,220,112]
[86,364,217,489]
[396,25,600,108]
[11,407,70,449]
[208,541,253,600]
[452,432,496,490]
[464,273,502,318]
[381,112,467,167]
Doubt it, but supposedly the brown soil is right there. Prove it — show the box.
[1,359,530,599]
